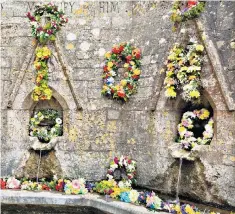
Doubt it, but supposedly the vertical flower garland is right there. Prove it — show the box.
[101,42,142,101]
[32,47,52,101]
[162,39,204,103]
[27,3,68,101]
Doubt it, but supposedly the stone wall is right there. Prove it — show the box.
[1,0,235,207]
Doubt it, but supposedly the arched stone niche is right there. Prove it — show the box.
[29,97,64,146]
[15,89,73,178]
[151,86,218,162]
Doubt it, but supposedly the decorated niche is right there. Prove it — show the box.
[176,101,214,151]
[29,97,64,150]
[30,98,63,139]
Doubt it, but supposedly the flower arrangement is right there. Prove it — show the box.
[177,108,214,150]
[170,0,205,29]
[32,46,52,101]
[64,178,88,195]
[26,3,68,43]
[107,156,137,188]
[146,191,163,210]
[163,39,204,103]
[6,177,21,189]
[29,109,63,143]
[21,181,44,191]
[170,204,201,214]
[0,178,6,189]
[93,179,118,195]
[101,42,142,101]
[27,3,68,101]
[0,177,221,213]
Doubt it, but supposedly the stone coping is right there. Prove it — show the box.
[0,190,168,214]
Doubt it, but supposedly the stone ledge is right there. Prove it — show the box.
[169,143,209,161]
[0,190,168,214]
[29,136,65,151]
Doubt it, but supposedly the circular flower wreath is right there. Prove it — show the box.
[29,109,63,143]
[101,42,142,101]
[170,0,205,28]
[27,3,68,43]
[107,156,137,188]
[177,108,214,150]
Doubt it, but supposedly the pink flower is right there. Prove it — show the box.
[114,157,119,164]
[72,180,80,189]
[6,177,21,189]
[47,29,53,35]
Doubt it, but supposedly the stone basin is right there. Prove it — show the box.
[0,190,168,214]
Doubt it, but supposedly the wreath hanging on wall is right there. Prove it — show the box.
[106,156,137,188]
[101,42,142,101]
[170,0,206,29]
[162,39,204,103]
[29,109,63,143]
[27,3,68,43]
[177,108,214,150]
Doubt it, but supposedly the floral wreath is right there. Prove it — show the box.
[163,39,204,103]
[101,42,142,101]
[177,108,214,150]
[107,156,137,188]
[27,3,68,43]
[29,109,63,143]
[170,0,205,29]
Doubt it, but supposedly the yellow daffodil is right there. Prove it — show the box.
[178,125,186,134]
[114,85,120,91]
[110,187,121,199]
[166,71,174,77]
[42,46,51,56]
[107,61,113,67]
[105,52,111,59]
[120,79,127,86]
[103,85,108,90]
[196,44,204,52]
[124,63,129,68]
[130,61,135,65]
[199,109,210,120]
[168,54,176,61]
[188,75,196,80]
[178,60,184,66]
[189,90,200,98]
[167,63,174,69]
[185,205,194,213]
[36,51,43,58]
[165,86,177,98]
[173,204,181,212]
[133,69,141,75]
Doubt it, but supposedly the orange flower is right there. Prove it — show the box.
[132,48,141,59]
